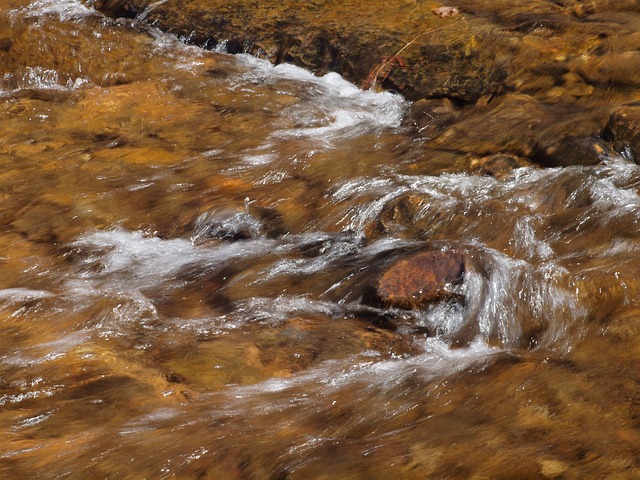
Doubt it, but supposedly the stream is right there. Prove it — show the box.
[2,1,640,478]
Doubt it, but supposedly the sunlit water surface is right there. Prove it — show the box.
[2,1,640,478]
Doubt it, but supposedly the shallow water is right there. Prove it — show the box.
[2,1,640,478]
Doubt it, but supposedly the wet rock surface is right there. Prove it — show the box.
[370,248,465,309]
[469,153,535,178]
[605,106,640,162]
[6,2,640,478]
[93,0,640,168]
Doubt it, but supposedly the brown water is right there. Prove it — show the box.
[2,1,640,478]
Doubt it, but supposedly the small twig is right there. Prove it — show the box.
[362,18,462,90]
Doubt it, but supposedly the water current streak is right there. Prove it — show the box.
[2,0,640,478]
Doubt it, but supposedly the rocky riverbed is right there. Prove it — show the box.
[93,0,640,168]
[3,1,640,478]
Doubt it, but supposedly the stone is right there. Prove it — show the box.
[94,0,640,167]
[371,193,425,236]
[540,459,569,478]
[404,98,460,140]
[426,93,609,167]
[469,153,535,178]
[604,106,640,161]
[577,52,640,88]
[373,249,465,310]
[94,0,509,104]
[536,135,606,167]
[425,94,543,159]
[432,6,459,18]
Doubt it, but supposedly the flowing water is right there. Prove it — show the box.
[2,1,640,478]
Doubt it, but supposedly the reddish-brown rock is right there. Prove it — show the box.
[374,249,465,309]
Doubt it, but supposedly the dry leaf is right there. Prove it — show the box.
[432,6,459,17]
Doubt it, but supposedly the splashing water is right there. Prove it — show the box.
[2,0,640,478]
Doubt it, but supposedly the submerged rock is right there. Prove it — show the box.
[404,98,460,140]
[605,106,640,161]
[191,206,286,242]
[369,193,425,237]
[371,249,465,310]
[469,153,534,178]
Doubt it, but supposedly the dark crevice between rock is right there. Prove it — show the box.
[92,0,139,19]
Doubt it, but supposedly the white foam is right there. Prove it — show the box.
[72,228,281,287]
[215,336,498,414]
[235,54,408,140]
[511,216,554,261]
[242,153,277,165]
[261,235,359,280]
[590,177,640,221]
[0,288,54,302]
[73,229,203,279]
[0,387,60,407]
[10,0,94,20]
[228,296,343,324]
[1,67,89,96]
[14,410,56,429]
[1,331,88,369]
